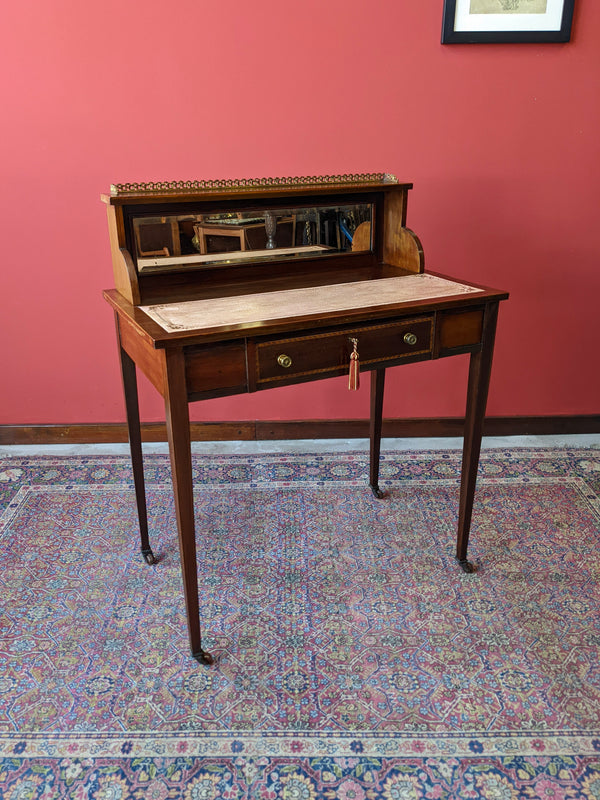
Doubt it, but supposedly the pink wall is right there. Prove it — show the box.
[2,1,598,426]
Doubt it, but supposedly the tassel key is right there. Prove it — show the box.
[348,337,360,391]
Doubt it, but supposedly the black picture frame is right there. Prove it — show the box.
[442,0,575,43]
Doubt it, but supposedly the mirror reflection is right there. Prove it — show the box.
[134,203,372,272]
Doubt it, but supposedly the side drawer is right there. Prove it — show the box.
[185,341,248,399]
[255,316,433,387]
[437,308,484,354]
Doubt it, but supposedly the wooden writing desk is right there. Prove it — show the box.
[102,174,508,664]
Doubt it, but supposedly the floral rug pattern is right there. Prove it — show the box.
[1,447,599,798]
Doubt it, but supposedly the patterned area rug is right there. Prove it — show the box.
[1,447,600,798]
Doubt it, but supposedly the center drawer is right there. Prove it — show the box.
[255,315,433,386]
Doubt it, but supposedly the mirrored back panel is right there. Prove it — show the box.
[133,203,373,273]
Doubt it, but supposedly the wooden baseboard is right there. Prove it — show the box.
[0,416,598,445]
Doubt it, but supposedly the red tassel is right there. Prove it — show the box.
[348,339,360,390]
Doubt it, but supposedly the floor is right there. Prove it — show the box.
[1,434,599,457]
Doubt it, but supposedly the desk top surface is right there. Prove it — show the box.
[105,270,508,348]
[140,274,483,334]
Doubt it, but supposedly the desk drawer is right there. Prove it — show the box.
[185,341,248,399]
[255,316,433,386]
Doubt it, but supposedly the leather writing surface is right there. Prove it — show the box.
[141,274,482,333]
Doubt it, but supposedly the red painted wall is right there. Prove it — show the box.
[2,1,598,426]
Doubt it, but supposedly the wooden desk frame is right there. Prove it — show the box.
[102,175,508,665]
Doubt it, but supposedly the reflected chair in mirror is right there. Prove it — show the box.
[133,217,181,258]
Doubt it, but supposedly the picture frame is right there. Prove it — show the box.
[441,0,575,43]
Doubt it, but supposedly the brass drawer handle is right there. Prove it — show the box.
[277,354,293,368]
[403,332,418,346]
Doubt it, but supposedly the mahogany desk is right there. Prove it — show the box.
[102,175,508,664]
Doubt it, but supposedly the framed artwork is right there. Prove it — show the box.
[441,0,575,43]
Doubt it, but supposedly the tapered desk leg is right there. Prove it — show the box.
[115,316,155,565]
[456,302,499,573]
[369,368,386,498]
[164,349,213,665]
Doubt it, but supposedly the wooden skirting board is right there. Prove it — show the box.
[0,416,598,445]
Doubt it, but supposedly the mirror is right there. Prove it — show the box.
[133,203,373,272]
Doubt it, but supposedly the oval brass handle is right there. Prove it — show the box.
[403,332,418,346]
[277,354,293,368]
